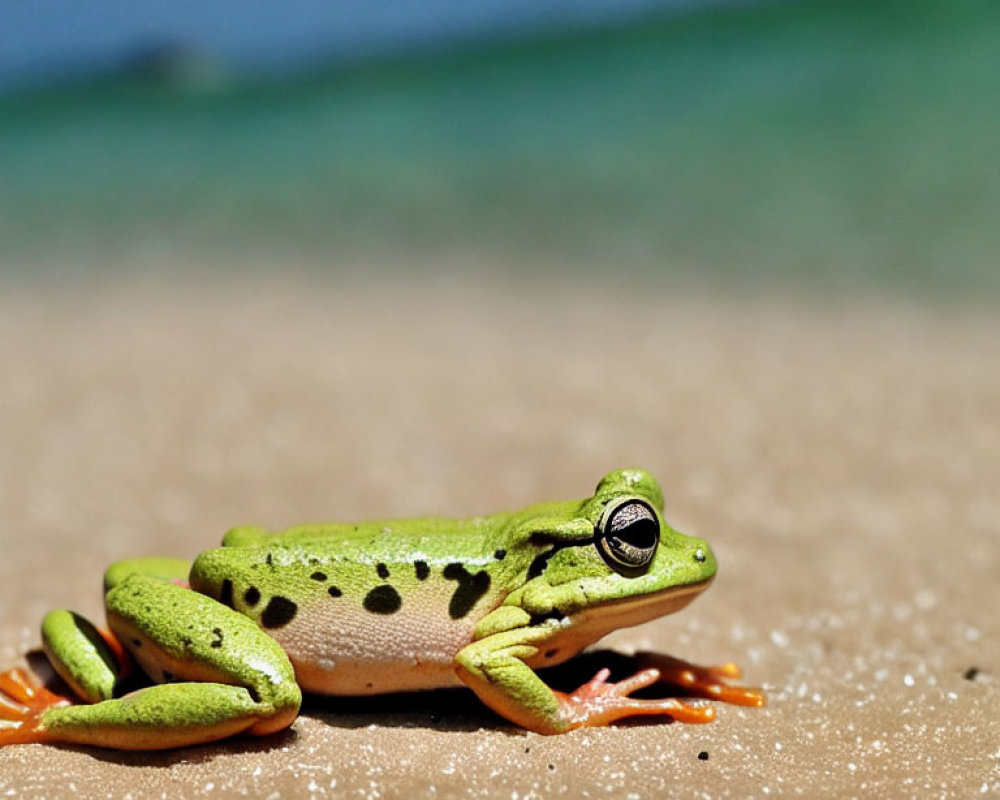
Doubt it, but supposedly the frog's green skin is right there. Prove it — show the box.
[0,469,761,750]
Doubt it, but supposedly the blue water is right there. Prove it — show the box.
[1,0,998,294]
[0,0,701,90]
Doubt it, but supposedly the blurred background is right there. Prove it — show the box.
[1,0,998,293]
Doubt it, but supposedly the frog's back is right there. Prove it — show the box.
[192,513,538,695]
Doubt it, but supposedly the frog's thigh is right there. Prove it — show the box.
[40,575,301,750]
[455,626,570,735]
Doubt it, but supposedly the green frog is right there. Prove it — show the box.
[0,469,762,750]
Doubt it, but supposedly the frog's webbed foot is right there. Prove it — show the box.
[455,616,761,734]
[556,667,715,728]
[0,667,73,746]
[635,652,765,707]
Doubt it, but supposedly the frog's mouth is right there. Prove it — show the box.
[560,576,714,641]
[527,578,714,669]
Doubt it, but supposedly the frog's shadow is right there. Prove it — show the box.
[304,649,682,732]
[50,650,680,766]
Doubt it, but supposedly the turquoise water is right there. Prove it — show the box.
[1,0,998,294]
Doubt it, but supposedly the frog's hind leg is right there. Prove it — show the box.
[41,609,131,705]
[31,574,301,750]
[0,605,126,747]
[0,666,73,745]
[1,603,134,747]
[39,681,294,750]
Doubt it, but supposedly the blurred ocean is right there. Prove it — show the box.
[1,0,998,295]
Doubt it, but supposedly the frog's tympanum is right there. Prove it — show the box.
[0,469,763,749]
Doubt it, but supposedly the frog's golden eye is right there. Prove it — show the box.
[596,498,659,575]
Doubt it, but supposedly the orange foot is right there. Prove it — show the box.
[556,667,716,729]
[636,653,766,707]
[0,667,73,746]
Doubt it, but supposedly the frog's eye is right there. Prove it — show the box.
[595,498,659,575]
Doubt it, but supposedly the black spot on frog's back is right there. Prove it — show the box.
[261,596,298,628]
[363,585,402,615]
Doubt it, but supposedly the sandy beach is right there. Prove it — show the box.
[0,272,997,798]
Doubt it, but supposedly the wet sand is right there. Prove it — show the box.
[1,272,997,798]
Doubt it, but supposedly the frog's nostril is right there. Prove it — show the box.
[693,549,707,563]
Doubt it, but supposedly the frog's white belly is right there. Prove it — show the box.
[265,590,486,695]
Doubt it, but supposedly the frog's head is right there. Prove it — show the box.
[524,469,717,626]
[588,468,716,585]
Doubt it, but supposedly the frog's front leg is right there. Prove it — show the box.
[634,652,765,707]
[2,575,301,750]
[454,610,716,734]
